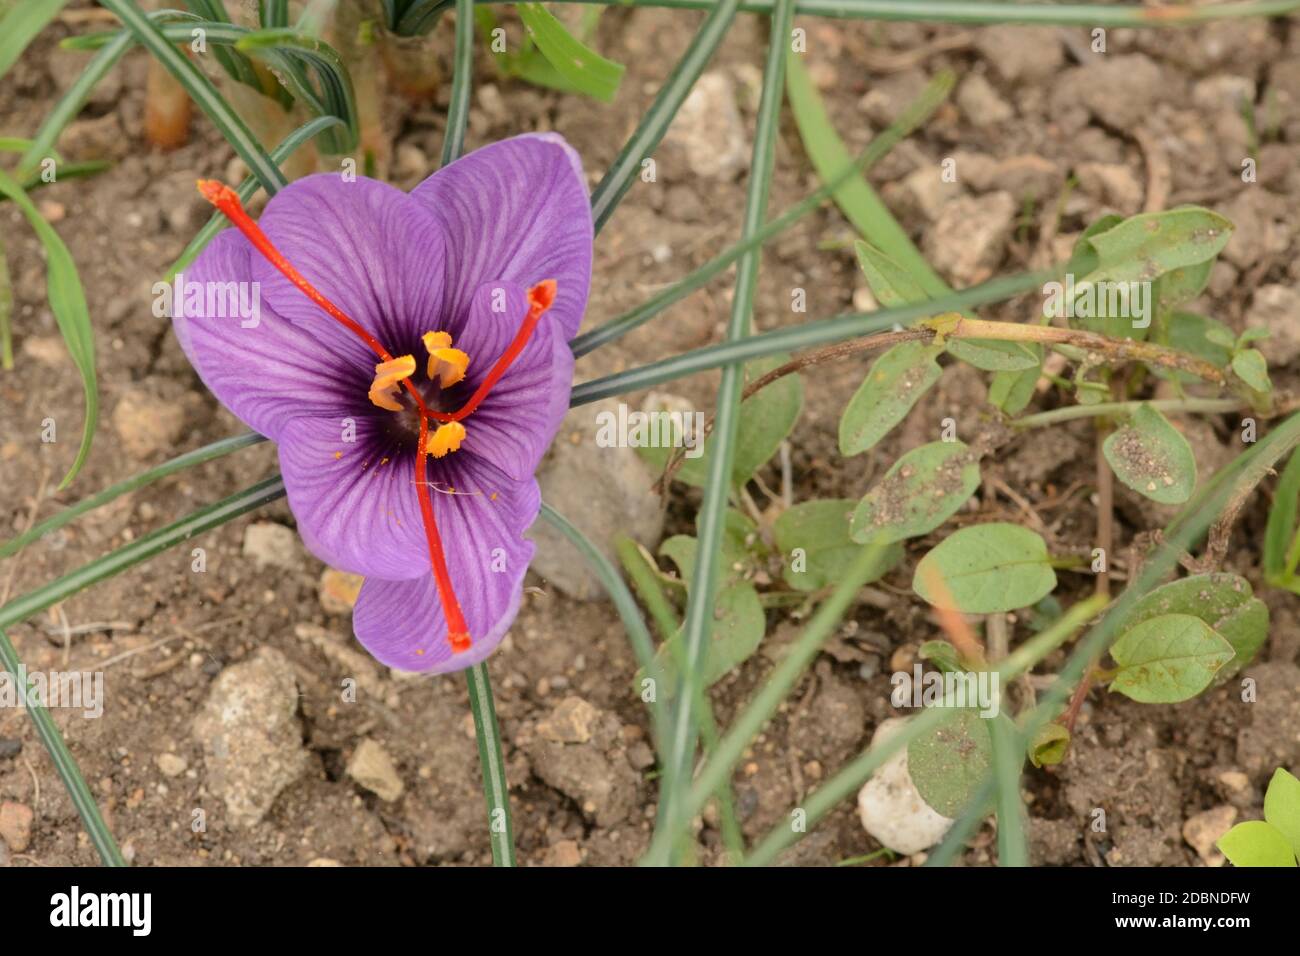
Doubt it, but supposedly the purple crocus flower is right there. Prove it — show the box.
[174,134,592,674]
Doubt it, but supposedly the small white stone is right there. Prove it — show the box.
[242,522,301,570]
[156,753,188,778]
[857,717,954,855]
[1182,805,1236,867]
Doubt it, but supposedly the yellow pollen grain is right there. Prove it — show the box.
[368,354,416,411]
[334,451,342,460]
[426,421,467,458]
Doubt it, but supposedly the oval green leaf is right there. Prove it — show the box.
[1217,821,1297,868]
[1109,613,1234,704]
[908,708,993,818]
[912,523,1056,613]
[1120,572,1268,678]
[1103,403,1197,504]
[1231,348,1271,393]
[850,441,981,544]
[838,342,943,456]
[774,499,901,591]
[1263,768,1300,855]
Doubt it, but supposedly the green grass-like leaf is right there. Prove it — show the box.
[167,115,345,280]
[0,0,66,79]
[0,433,266,559]
[0,625,124,866]
[571,267,1056,406]
[515,3,624,103]
[786,53,947,297]
[0,168,97,490]
[571,72,954,356]
[1263,447,1300,589]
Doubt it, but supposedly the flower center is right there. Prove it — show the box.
[196,179,556,657]
[368,332,471,458]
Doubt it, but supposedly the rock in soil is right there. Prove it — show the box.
[242,522,303,571]
[541,839,585,867]
[529,399,664,600]
[923,192,1015,287]
[664,71,748,181]
[857,718,954,855]
[521,696,639,827]
[192,647,310,828]
[347,739,405,803]
[112,382,188,458]
[0,801,34,853]
[156,753,188,778]
[1243,285,1300,367]
[318,568,364,614]
[1182,805,1236,866]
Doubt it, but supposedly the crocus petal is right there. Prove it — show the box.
[249,173,449,365]
[410,133,592,340]
[352,457,540,673]
[456,281,574,480]
[175,230,364,441]
[276,414,429,580]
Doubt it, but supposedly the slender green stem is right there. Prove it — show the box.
[614,535,679,642]
[588,0,741,234]
[1013,397,1244,429]
[465,661,515,866]
[570,268,1055,407]
[989,714,1027,866]
[0,433,266,560]
[0,236,11,370]
[611,532,745,859]
[571,71,954,357]
[0,627,125,866]
[440,0,474,167]
[658,0,794,863]
[98,0,287,194]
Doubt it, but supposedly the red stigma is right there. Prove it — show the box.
[431,278,558,424]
